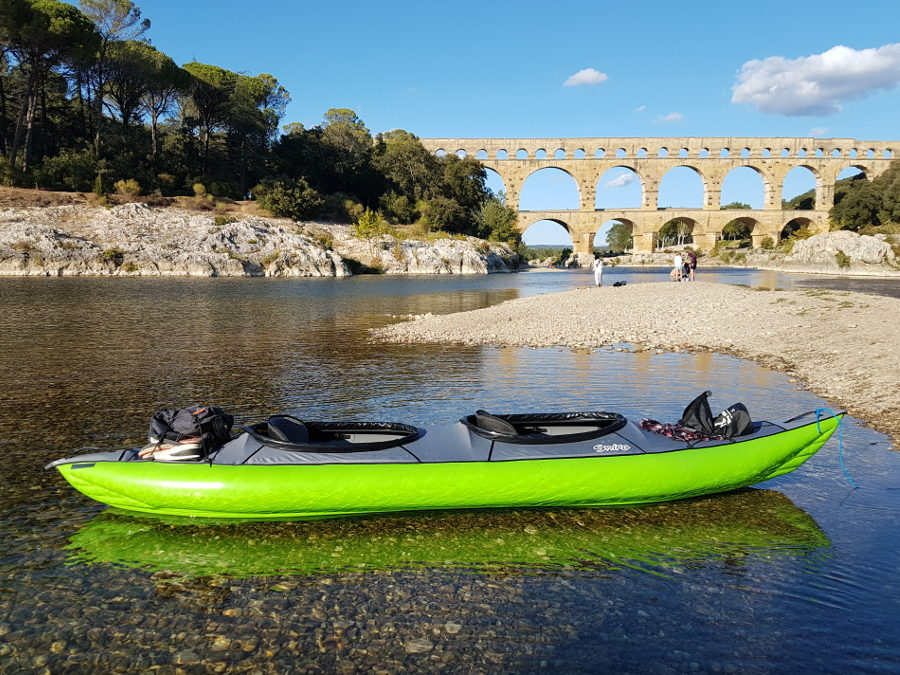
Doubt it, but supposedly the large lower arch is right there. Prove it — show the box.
[781,217,815,240]
[720,215,760,242]
[656,217,696,250]
[521,218,575,247]
[595,218,634,253]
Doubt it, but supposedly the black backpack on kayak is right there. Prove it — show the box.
[149,405,234,454]
[679,391,753,438]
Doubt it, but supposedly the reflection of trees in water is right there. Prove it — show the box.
[0,279,518,456]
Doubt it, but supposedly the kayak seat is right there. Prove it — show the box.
[475,410,518,436]
[267,415,310,443]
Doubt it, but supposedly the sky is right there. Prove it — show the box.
[133,0,900,244]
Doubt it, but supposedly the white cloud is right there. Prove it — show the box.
[809,126,828,136]
[654,112,683,123]
[634,105,646,112]
[563,68,608,87]
[731,43,900,116]
[605,172,636,188]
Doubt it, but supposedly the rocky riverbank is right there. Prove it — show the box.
[0,203,517,277]
[592,230,900,277]
[374,281,900,444]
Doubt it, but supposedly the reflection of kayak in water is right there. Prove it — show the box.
[47,406,843,519]
[64,489,829,578]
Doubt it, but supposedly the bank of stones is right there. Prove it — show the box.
[374,281,900,444]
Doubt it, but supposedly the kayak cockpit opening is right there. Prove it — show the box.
[462,410,627,444]
[245,415,422,452]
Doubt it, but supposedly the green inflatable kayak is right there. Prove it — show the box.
[47,401,844,520]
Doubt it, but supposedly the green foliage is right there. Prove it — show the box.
[657,219,693,247]
[0,3,493,232]
[213,214,237,227]
[721,219,752,240]
[475,196,520,244]
[421,196,466,233]
[721,201,751,209]
[759,236,774,249]
[254,176,325,221]
[783,189,815,210]
[835,250,851,269]
[353,209,395,238]
[605,222,633,252]
[380,192,417,224]
[830,162,900,231]
[35,150,96,191]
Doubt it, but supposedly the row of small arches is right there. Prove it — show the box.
[434,147,894,160]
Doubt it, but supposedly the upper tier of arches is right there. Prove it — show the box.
[422,137,896,160]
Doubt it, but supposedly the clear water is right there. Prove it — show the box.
[1,269,899,673]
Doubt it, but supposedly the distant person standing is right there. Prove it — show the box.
[673,253,683,281]
[592,256,604,287]
[687,251,697,281]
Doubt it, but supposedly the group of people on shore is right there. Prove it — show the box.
[671,251,697,282]
[590,251,697,287]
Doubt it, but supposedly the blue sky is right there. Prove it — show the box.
[136,0,900,244]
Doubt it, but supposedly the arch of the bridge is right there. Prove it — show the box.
[425,137,897,254]
[516,208,832,254]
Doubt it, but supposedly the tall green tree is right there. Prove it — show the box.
[137,45,186,158]
[0,0,99,170]
[181,61,236,174]
[227,73,288,195]
[605,222,633,252]
[372,129,438,201]
[78,0,149,155]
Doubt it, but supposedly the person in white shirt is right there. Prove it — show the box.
[673,253,683,281]
[592,256,604,287]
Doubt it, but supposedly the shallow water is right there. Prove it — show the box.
[1,270,899,673]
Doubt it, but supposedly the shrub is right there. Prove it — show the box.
[254,176,325,221]
[114,179,141,199]
[323,192,366,223]
[213,214,237,227]
[35,150,95,191]
[354,209,395,238]
[759,236,774,249]
[193,183,208,198]
[835,250,851,269]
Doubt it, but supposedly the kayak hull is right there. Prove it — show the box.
[55,414,841,519]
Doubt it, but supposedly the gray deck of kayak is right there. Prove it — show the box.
[48,419,803,468]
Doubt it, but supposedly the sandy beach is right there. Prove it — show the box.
[374,280,900,444]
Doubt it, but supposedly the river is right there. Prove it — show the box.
[1,268,899,672]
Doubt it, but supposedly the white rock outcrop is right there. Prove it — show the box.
[783,230,896,271]
[0,204,518,277]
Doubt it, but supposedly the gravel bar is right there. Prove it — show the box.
[374,281,900,444]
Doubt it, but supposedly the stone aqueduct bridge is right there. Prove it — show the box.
[419,137,897,255]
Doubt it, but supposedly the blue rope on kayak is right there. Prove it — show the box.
[816,407,857,488]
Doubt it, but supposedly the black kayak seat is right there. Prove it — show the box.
[267,415,309,443]
[474,410,518,436]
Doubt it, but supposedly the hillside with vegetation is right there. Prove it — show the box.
[0,0,520,245]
